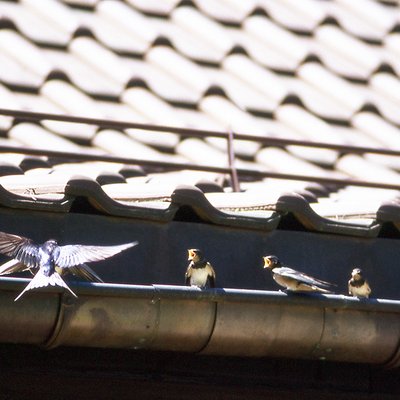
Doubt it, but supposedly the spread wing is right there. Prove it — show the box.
[276,267,333,288]
[66,264,104,283]
[0,231,39,269]
[0,259,34,275]
[55,241,138,269]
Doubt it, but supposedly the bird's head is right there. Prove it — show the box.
[188,249,203,262]
[351,268,363,279]
[263,255,281,270]
[43,239,58,252]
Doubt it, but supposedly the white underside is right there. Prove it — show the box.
[349,283,370,298]
[190,268,210,287]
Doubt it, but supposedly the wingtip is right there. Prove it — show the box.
[119,241,139,250]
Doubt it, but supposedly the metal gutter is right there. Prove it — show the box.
[0,277,400,367]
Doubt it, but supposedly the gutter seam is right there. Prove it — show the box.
[311,306,328,361]
[382,324,400,368]
[42,292,75,349]
[196,299,218,354]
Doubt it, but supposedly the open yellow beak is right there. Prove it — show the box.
[188,249,195,261]
[263,256,271,269]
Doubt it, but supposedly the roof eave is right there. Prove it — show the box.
[1,277,400,367]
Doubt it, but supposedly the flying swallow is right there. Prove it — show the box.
[0,258,103,282]
[263,255,334,293]
[348,268,371,298]
[185,249,216,289]
[0,231,137,300]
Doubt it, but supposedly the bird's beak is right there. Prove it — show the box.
[263,257,270,269]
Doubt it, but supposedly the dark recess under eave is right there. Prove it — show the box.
[0,206,400,297]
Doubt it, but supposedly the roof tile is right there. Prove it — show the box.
[193,0,244,24]
[122,87,187,127]
[0,1,72,46]
[370,72,400,105]
[69,36,133,92]
[336,154,400,184]
[125,0,178,16]
[22,0,79,42]
[315,25,383,77]
[351,112,400,149]
[335,0,398,35]
[0,30,52,88]
[172,6,235,56]
[150,18,224,63]
[275,105,340,165]
[222,54,287,104]
[146,46,210,97]
[0,0,398,241]
[244,15,310,65]
[93,129,185,163]
[298,63,366,115]
[8,123,89,152]
[259,0,325,33]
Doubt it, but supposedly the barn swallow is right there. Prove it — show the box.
[185,249,216,289]
[348,268,371,298]
[0,231,137,300]
[263,255,334,293]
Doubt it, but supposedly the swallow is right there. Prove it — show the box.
[0,258,103,282]
[185,249,216,289]
[348,268,371,298]
[0,231,138,300]
[263,255,334,293]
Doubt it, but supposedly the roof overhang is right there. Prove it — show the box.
[1,277,400,367]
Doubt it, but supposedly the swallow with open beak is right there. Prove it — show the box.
[185,249,216,289]
[348,268,371,298]
[0,231,138,300]
[263,255,334,293]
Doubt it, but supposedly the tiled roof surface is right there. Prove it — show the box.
[0,0,400,237]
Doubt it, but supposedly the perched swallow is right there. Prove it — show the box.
[0,231,137,301]
[185,249,216,289]
[263,255,334,293]
[348,268,371,298]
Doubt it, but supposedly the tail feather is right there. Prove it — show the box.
[296,282,333,294]
[312,285,332,294]
[15,270,77,301]
[59,263,104,283]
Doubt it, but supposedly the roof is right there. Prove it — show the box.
[0,0,399,235]
[1,0,400,367]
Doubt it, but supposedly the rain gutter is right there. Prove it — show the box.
[1,277,400,367]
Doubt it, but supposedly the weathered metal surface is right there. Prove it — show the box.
[315,309,400,364]
[0,285,59,344]
[202,302,324,358]
[1,279,400,366]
